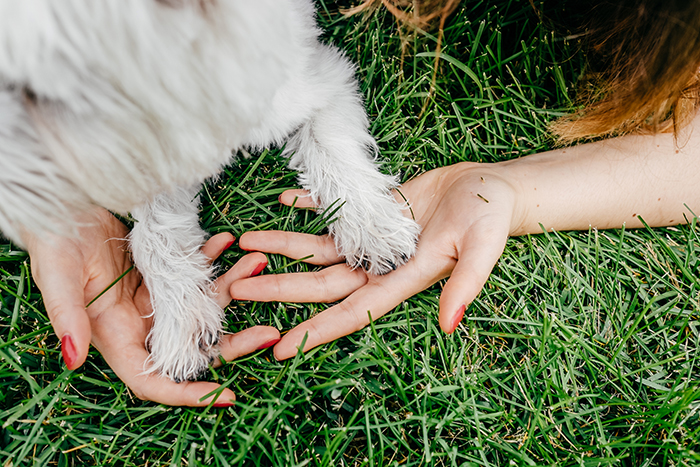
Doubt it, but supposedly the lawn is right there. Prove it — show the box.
[1,0,699,465]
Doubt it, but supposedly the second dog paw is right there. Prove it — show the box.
[331,199,420,276]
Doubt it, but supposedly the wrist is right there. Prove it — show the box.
[486,134,700,235]
[491,158,540,237]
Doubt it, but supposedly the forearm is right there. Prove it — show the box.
[496,128,700,235]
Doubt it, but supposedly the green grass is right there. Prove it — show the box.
[2,0,700,465]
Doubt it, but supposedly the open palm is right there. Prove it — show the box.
[26,208,279,406]
[231,162,518,360]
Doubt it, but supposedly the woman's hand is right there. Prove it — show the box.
[233,127,700,361]
[25,208,279,406]
[232,162,519,360]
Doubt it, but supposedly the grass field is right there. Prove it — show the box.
[2,1,700,465]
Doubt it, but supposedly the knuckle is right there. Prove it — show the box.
[282,234,291,253]
[313,271,329,293]
[131,386,150,401]
[306,320,323,346]
[271,277,283,297]
[44,298,68,320]
[336,301,365,334]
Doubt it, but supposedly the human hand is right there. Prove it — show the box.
[231,162,519,360]
[25,208,279,406]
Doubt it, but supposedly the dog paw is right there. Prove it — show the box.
[331,196,420,276]
[144,288,223,383]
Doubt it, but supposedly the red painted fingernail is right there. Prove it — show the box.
[61,334,78,369]
[223,239,235,250]
[249,262,267,277]
[213,401,235,408]
[257,338,280,350]
[449,304,466,334]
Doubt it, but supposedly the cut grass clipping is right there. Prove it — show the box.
[1,1,699,466]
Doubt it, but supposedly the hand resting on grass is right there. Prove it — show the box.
[21,117,700,405]
[24,208,279,407]
[234,122,700,361]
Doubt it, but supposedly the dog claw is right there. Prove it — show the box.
[353,256,403,275]
[199,333,220,350]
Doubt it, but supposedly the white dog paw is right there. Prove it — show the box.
[144,290,223,383]
[129,187,225,382]
[332,199,420,276]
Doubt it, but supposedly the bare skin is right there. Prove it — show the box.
[25,209,279,406]
[23,116,700,404]
[233,119,700,361]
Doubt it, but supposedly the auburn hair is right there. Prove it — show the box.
[347,1,700,141]
[550,0,700,142]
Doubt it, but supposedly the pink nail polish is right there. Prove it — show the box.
[249,262,267,277]
[257,338,280,350]
[213,401,234,408]
[61,334,78,369]
[449,304,465,334]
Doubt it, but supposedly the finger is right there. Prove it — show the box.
[239,231,342,265]
[129,327,279,405]
[213,252,268,307]
[217,325,281,364]
[36,264,92,370]
[230,263,367,303]
[96,327,238,407]
[279,189,315,208]
[201,232,235,262]
[439,221,510,334]
[274,250,451,360]
[131,373,237,407]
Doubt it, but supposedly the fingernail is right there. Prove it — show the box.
[61,334,78,369]
[449,304,466,334]
[249,262,267,277]
[223,239,235,250]
[257,338,280,350]
[213,400,235,408]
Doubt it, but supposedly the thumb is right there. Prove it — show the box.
[37,265,92,370]
[439,224,509,334]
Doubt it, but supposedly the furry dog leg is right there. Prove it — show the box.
[129,186,221,382]
[284,45,420,275]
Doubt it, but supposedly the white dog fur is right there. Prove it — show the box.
[0,0,420,382]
